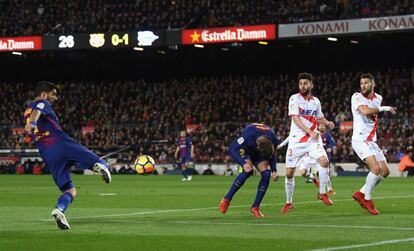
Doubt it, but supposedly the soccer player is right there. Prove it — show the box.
[282,72,335,214]
[351,73,396,215]
[219,123,279,218]
[24,81,111,230]
[174,130,194,181]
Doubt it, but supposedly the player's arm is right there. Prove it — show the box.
[317,117,335,130]
[229,137,253,172]
[277,136,289,149]
[174,146,179,159]
[24,109,41,134]
[357,105,397,116]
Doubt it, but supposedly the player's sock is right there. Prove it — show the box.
[327,175,333,190]
[360,175,384,194]
[318,164,329,194]
[55,192,73,213]
[364,172,379,200]
[252,170,270,208]
[225,170,253,200]
[182,169,188,179]
[285,177,295,203]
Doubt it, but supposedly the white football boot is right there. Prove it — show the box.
[52,208,70,230]
[93,163,112,184]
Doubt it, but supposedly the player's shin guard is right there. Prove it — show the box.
[55,192,73,213]
[252,170,270,208]
[317,164,329,194]
[285,177,295,204]
[224,170,253,200]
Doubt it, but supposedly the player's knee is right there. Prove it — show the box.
[299,169,307,177]
[66,188,77,200]
[319,157,329,167]
[286,168,295,178]
[381,167,390,177]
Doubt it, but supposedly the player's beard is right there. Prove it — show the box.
[361,86,373,96]
[300,88,311,96]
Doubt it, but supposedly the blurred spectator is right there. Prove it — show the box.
[32,161,43,175]
[399,146,414,177]
[202,163,215,175]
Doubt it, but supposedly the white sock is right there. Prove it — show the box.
[327,175,333,191]
[318,164,329,194]
[364,172,379,200]
[285,177,295,204]
[360,175,384,194]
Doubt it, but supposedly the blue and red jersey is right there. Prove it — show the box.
[177,136,192,159]
[24,99,72,151]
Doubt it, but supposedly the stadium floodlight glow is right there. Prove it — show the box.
[133,47,144,51]
[258,41,268,45]
[350,40,359,44]
[327,37,338,42]
[12,52,22,56]
[194,44,204,48]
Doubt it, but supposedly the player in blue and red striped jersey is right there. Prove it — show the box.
[174,130,194,181]
[24,81,111,230]
[219,123,279,218]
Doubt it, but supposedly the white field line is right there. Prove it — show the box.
[40,194,414,221]
[305,237,414,251]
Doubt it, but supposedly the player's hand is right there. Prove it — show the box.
[271,171,279,182]
[276,144,283,150]
[24,123,36,135]
[310,131,319,141]
[243,160,253,173]
[388,107,397,115]
[326,121,335,130]
[379,106,397,115]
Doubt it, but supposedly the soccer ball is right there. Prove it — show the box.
[134,155,156,175]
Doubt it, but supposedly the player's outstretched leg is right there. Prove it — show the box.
[219,170,253,213]
[250,170,270,218]
[93,159,112,184]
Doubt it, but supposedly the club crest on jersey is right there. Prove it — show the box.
[299,109,316,116]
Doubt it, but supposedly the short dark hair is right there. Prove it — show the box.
[360,73,374,81]
[298,72,313,82]
[257,136,274,158]
[35,81,56,97]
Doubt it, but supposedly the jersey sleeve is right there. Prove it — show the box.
[351,93,365,112]
[228,135,251,167]
[288,95,299,116]
[33,101,51,115]
[187,137,192,146]
[316,98,324,119]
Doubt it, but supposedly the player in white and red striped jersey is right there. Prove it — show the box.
[281,73,335,214]
[351,73,396,215]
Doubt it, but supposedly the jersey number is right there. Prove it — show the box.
[288,149,293,157]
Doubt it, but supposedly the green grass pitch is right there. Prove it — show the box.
[0,175,413,251]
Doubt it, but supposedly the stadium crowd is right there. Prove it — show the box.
[1,68,413,165]
[1,0,414,36]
